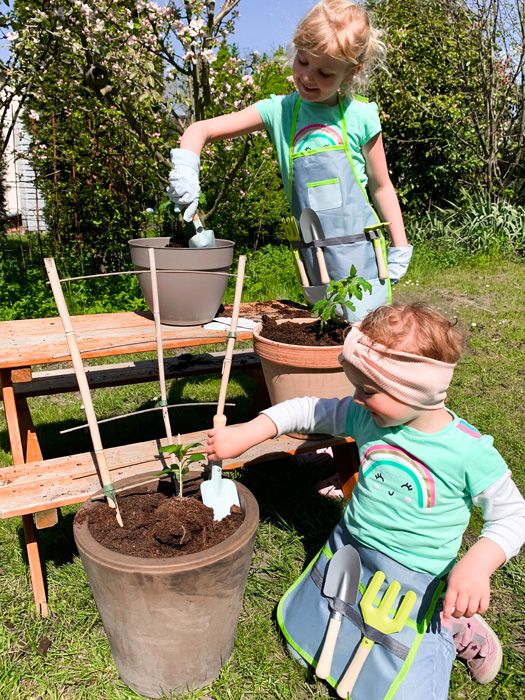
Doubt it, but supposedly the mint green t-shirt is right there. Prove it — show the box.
[254,92,381,203]
[344,403,509,577]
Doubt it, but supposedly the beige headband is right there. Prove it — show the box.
[340,325,456,409]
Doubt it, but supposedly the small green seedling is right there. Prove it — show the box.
[158,440,205,498]
[311,264,372,329]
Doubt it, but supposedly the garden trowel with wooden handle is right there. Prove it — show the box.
[200,255,246,520]
[316,545,362,680]
[299,208,331,285]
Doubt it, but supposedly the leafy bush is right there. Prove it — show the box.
[407,192,525,259]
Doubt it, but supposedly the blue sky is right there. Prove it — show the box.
[231,0,317,54]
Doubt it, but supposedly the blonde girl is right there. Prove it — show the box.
[168,0,412,320]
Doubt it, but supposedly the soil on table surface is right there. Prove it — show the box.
[219,299,313,321]
[78,477,244,558]
[259,314,350,346]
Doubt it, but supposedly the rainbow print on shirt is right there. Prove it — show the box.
[293,123,344,153]
[361,444,437,509]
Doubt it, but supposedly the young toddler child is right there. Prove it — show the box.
[206,303,525,697]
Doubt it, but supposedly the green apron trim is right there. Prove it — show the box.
[278,540,444,696]
[383,579,446,700]
[292,145,346,159]
[307,178,340,187]
[276,550,322,667]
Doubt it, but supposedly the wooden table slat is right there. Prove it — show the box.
[0,433,355,518]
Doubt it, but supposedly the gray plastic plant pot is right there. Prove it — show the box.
[129,237,235,325]
[73,476,259,698]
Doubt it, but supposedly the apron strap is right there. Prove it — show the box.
[297,233,368,249]
[310,560,411,660]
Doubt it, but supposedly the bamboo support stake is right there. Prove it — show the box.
[44,257,123,527]
[216,255,246,416]
[148,247,174,446]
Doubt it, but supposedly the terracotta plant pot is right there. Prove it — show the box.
[73,476,259,698]
[128,237,235,326]
[252,319,349,404]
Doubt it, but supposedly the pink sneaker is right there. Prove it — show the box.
[445,614,503,684]
[316,472,344,500]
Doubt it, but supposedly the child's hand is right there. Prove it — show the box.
[206,414,278,461]
[443,558,491,619]
[206,425,250,461]
[443,538,506,619]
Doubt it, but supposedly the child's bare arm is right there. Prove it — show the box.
[443,538,506,619]
[206,414,278,461]
[180,105,265,156]
[363,133,408,248]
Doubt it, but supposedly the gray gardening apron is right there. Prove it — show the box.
[289,95,391,321]
[277,519,446,699]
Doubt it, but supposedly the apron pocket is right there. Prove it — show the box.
[307,179,342,211]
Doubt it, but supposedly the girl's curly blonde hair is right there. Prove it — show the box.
[292,0,385,94]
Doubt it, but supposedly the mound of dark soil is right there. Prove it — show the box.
[80,480,244,558]
[260,315,349,346]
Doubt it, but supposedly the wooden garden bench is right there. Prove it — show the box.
[12,348,262,398]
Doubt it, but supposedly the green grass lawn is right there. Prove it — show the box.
[0,258,524,699]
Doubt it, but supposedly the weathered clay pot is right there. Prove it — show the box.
[129,238,235,325]
[252,320,348,406]
[73,476,259,698]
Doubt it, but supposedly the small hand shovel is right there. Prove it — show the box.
[316,545,362,680]
[299,208,331,285]
[189,211,215,248]
[336,571,417,698]
[200,255,246,520]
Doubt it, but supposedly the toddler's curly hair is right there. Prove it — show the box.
[292,0,385,93]
[359,303,466,364]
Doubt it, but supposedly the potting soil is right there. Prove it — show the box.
[260,315,349,346]
[79,482,244,558]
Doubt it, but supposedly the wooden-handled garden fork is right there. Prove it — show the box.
[336,571,417,698]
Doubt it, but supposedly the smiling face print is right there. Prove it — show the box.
[360,445,436,509]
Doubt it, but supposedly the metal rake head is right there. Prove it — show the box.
[360,571,417,635]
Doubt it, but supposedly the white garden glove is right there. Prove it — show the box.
[167,148,200,222]
[387,245,413,284]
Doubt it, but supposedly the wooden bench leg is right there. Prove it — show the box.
[22,514,49,618]
[1,369,50,617]
[331,441,360,499]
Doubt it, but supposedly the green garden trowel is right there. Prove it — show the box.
[336,571,417,698]
[316,545,362,680]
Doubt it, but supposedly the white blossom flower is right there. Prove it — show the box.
[28,110,40,121]
[7,31,19,41]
